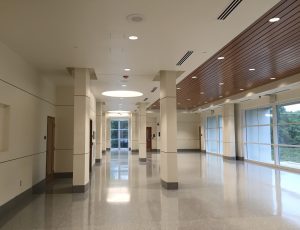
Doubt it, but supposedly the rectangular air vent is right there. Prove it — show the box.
[176,51,193,66]
[151,87,157,93]
[218,0,243,20]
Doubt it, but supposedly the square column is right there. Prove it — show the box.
[222,103,236,160]
[73,68,91,192]
[96,102,104,163]
[138,103,147,162]
[154,70,183,190]
[131,112,139,152]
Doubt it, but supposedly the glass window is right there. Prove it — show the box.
[279,146,300,168]
[206,115,223,155]
[111,121,119,129]
[110,120,129,149]
[277,102,300,169]
[244,107,274,163]
[278,103,300,124]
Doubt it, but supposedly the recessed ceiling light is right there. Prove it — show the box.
[192,76,197,79]
[270,77,276,80]
[219,82,224,85]
[204,101,208,103]
[129,35,138,40]
[219,96,223,98]
[200,92,204,94]
[177,102,181,104]
[217,56,224,60]
[240,88,244,91]
[122,84,127,87]
[177,87,181,90]
[102,91,142,97]
[124,68,131,71]
[249,68,255,71]
[269,17,280,23]
[186,98,191,101]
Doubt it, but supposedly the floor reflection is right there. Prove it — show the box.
[1,150,300,230]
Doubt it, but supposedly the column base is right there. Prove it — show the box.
[95,159,102,164]
[161,180,178,190]
[72,183,89,193]
[139,158,147,162]
[223,156,236,160]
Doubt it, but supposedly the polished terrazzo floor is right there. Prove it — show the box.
[1,151,300,229]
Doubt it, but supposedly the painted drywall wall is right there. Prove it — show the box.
[55,86,74,173]
[0,41,55,206]
[146,112,201,150]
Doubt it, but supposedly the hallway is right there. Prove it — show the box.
[1,151,300,230]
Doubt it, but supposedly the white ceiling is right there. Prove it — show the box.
[0,0,280,111]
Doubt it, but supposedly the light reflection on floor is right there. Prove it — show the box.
[1,151,300,229]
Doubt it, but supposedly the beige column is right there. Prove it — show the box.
[137,103,147,162]
[155,70,183,190]
[222,103,236,159]
[96,102,104,163]
[131,112,139,152]
[102,112,106,153]
[72,68,90,192]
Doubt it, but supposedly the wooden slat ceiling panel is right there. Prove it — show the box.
[148,0,300,111]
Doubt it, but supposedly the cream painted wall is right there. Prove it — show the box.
[146,112,201,150]
[55,86,74,173]
[0,41,55,206]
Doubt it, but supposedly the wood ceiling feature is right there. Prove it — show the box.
[148,0,300,111]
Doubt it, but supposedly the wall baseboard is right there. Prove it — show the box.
[178,149,201,152]
[72,183,89,193]
[54,172,73,178]
[223,156,237,160]
[0,179,46,227]
[161,180,178,190]
[236,156,244,161]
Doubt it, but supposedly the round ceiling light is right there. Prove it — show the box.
[102,90,143,98]
[269,17,280,22]
[129,35,138,40]
[127,14,144,23]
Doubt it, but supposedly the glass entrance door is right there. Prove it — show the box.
[111,120,129,149]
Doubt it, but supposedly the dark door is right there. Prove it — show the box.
[89,119,93,172]
[199,126,202,151]
[46,116,55,180]
[146,127,152,151]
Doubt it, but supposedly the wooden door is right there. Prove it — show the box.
[146,127,152,151]
[46,116,55,179]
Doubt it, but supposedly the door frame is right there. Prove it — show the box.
[46,116,55,180]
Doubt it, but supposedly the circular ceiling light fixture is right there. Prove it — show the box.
[269,17,280,22]
[102,90,143,98]
[129,35,138,40]
[249,68,255,71]
[124,68,131,71]
[217,56,225,60]
[192,76,197,79]
[127,14,144,23]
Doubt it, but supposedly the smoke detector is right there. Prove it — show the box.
[127,14,144,23]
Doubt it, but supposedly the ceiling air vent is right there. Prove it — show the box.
[151,87,158,93]
[218,0,243,20]
[176,51,193,66]
[144,98,148,101]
